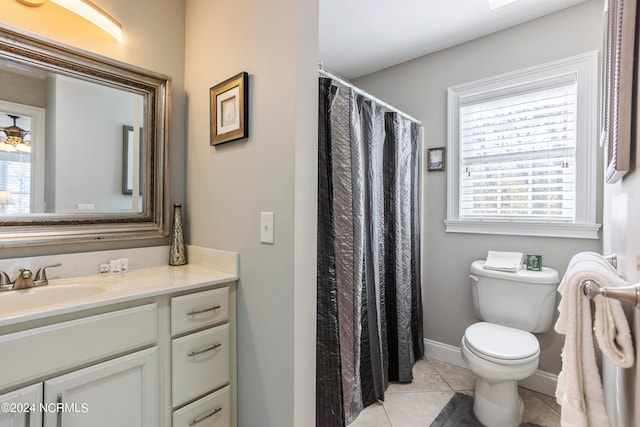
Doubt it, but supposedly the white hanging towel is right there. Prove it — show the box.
[555,252,634,427]
[483,250,524,272]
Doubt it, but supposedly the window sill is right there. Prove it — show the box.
[444,220,601,239]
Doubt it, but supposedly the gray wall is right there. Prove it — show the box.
[354,0,604,374]
[51,76,141,212]
[0,72,45,108]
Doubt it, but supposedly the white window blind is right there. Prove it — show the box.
[459,82,577,222]
[445,52,600,238]
[0,152,31,214]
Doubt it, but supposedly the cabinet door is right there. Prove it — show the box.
[43,347,157,427]
[0,384,42,427]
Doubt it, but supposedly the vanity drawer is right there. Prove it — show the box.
[0,303,157,392]
[172,324,230,407]
[171,287,229,336]
[173,385,231,427]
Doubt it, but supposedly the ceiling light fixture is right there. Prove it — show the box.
[15,0,122,42]
[488,0,521,9]
[0,115,30,149]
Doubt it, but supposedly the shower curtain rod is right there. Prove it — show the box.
[318,67,422,125]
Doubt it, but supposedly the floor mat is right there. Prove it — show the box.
[429,393,546,427]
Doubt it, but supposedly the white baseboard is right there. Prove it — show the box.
[424,338,466,366]
[424,338,558,397]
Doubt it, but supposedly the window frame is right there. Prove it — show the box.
[445,51,600,239]
[0,100,46,214]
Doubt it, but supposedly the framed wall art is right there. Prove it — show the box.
[427,147,445,171]
[210,71,249,145]
[122,125,143,195]
[601,0,636,183]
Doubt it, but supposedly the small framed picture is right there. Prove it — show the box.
[122,125,144,195]
[210,71,249,145]
[427,147,445,171]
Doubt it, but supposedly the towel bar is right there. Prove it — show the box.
[604,253,618,269]
[580,253,638,307]
[583,281,640,307]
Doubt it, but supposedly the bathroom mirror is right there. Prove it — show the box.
[0,25,170,247]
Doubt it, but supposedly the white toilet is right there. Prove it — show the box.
[461,260,559,427]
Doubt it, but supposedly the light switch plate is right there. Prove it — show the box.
[260,212,274,244]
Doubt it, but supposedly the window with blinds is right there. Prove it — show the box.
[445,52,600,238]
[0,152,31,215]
[459,82,577,222]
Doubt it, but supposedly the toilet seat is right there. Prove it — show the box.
[464,322,539,364]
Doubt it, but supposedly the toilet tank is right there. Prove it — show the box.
[470,260,560,333]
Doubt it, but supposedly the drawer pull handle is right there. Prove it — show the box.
[189,406,222,426]
[187,305,221,316]
[56,393,63,427]
[188,343,222,358]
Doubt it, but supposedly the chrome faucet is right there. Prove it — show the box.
[0,271,11,291]
[12,269,35,290]
[34,263,62,285]
[0,262,62,291]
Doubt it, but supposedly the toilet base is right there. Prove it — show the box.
[474,376,524,427]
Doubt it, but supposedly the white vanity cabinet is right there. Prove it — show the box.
[0,384,42,427]
[0,304,158,427]
[170,287,233,427]
[0,349,158,427]
[42,347,158,427]
[0,258,237,427]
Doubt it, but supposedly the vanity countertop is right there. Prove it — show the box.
[0,263,237,328]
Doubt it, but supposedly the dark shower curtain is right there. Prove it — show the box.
[317,77,424,426]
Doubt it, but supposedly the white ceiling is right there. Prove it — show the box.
[319,0,590,79]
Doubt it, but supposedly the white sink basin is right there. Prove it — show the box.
[0,284,106,312]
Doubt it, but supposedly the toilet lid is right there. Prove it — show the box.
[464,322,539,360]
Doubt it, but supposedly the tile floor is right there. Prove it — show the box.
[348,357,561,427]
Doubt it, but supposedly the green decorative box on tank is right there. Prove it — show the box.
[526,255,542,271]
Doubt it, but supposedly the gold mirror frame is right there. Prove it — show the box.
[0,25,170,247]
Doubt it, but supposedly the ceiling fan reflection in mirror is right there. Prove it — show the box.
[0,114,31,153]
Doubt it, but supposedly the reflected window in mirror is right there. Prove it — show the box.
[0,115,30,214]
[0,105,44,215]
